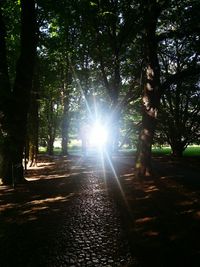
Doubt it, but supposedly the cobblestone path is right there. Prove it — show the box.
[0,157,137,267]
[47,159,135,267]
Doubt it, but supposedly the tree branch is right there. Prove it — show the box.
[161,65,200,93]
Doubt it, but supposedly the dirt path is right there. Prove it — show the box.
[0,154,200,267]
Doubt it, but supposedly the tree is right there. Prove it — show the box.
[135,0,200,174]
[0,0,37,184]
[78,0,140,152]
[160,77,200,156]
[158,0,200,156]
[135,0,162,177]
[27,63,40,167]
[0,2,12,182]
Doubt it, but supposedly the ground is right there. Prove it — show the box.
[0,153,200,267]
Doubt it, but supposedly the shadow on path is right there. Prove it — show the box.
[0,155,136,267]
[116,155,200,267]
[0,154,200,266]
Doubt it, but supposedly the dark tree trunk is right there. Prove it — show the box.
[61,99,69,156]
[171,145,184,157]
[170,139,185,157]
[47,100,56,156]
[110,50,121,153]
[112,50,121,151]
[28,106,39,167]
[135,1,161,177]
[0,4,11,104]
[47,135,54,156]
[11,0,37,183]
[0,5,12,184]
[61,70,72,156]
[28,70,39,167]
[0,0,37,184]
[110,101,120,153]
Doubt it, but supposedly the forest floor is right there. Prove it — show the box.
[0,153,200,267]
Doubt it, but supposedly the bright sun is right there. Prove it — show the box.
[89,122,108,147]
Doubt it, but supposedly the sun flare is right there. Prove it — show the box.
[89,122,108,147]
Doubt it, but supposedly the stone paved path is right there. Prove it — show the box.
[1,154,200,267]
[48,172,133,266]
[0,156,137,267]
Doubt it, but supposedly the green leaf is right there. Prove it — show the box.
[90,2,97,7]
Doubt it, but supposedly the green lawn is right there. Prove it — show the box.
[183,146,200,156]
[119,145,200,157]
[39,145,200,157]
[152,145,200,156]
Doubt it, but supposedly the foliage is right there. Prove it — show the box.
[1,0,200,180]
[35,0,199,157]
[156,0,200,155]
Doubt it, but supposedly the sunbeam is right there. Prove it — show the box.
[103,151,131,213]
[100,149,107,184]
[68,55,130,212]
[68,55,92,116]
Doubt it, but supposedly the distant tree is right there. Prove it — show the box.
[158,0,200,156]
[160,77,200,156]
[79,0,140,152]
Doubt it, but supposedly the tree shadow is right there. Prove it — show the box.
[1,154,200,266]
[117,156,200,267]
[0,156,93,266]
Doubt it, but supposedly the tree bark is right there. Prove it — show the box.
[61,99,69,156]
[0,0,37,184]
[111,51,121,153]
[0,4,12,184]
[47,100,56,155]
[28,68,39,167]
[11,0,37,183]
[135,1,161,177]
[61,69,72,156]
[171,141,185,157]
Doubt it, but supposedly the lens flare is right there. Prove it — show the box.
[89,122,108,147]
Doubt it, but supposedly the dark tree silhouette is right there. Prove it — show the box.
[0,0,37,184]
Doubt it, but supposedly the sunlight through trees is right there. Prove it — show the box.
[0,0,199,184]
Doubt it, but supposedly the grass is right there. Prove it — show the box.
[152,145,200,156]
[152,146,171,156]
[38,146,82,156]
[119,145,200,157]
[183,146,200,156]
[39,144,200,157]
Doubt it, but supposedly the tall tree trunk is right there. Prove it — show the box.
[61,97,69,156]
[111,52,121,153]
[110,99,120,153]
[1,0,37,184]
[47,136,54,156]
[11,0,37,183]
[135,1,161,177]
[28,68,39,167]
[0,4,12,184]
[61,70,72,156]
[47,100,56,156]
